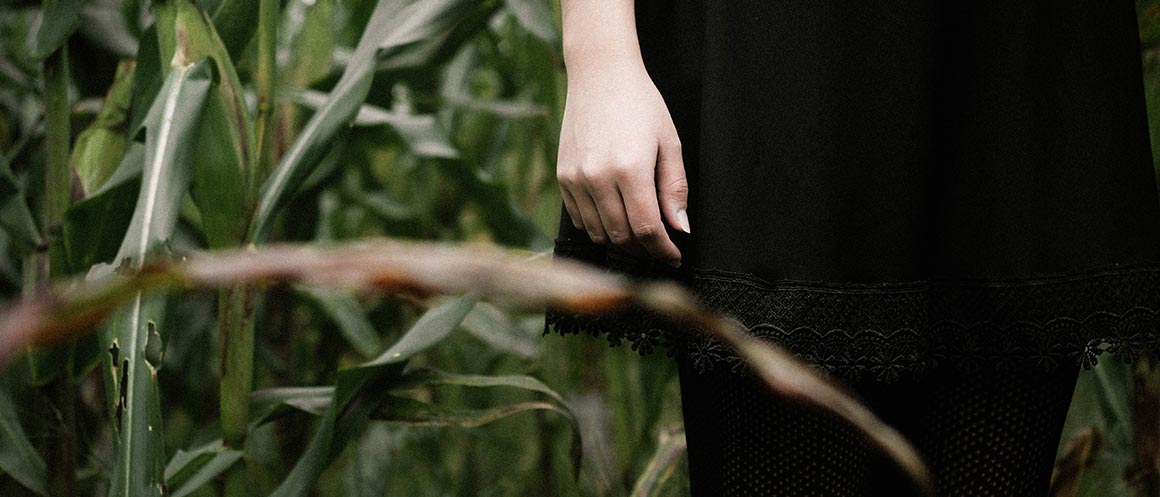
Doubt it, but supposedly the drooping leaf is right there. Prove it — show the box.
[163,440,244,497]
[251,0,480,242]
[267,295,476,497]
[0,384,47,496]
[32,0,85,60]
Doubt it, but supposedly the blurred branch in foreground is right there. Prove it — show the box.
[0,238,932,495]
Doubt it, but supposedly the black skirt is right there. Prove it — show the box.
[545,0,1160,382]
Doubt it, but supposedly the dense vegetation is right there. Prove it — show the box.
[0,1,1159,496]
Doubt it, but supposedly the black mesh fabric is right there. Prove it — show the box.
[677,357,1079,497]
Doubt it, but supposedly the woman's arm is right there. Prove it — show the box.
[557,0,690,268]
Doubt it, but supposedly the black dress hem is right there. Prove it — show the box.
[543,239,1160,383]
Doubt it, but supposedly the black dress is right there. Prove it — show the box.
[545,1,1160,495]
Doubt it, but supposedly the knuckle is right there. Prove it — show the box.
[666,178,689,197]
[557,169,578,186]
[633,223,663,241]
[607,229,631,245]
[579,165,613,186]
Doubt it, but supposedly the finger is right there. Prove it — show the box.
[569,187,608,244]
[620,172,682,266]
[586,178,635,248]
[560,187,585,230]
[656,135,690,234]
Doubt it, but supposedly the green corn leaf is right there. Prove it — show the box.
[63,146,143,272]
[0,384,47,496]
[459,301,540,359]
[250,369,580,473]
[103,59,213,497]
[268,295,476,497]
[109,61,209,267]
[251,386,335,424]
[251,0,479,242]
[375,395,568,428]
[287,88,458,158]
[163,440,244,497]
[31,0,85,60]
[295,285,383,358]
[388,369,580,474]
[71,60,136,197]
[389,368,572,414]
[503,0,558,44]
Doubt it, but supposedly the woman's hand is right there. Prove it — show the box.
[556,59,690,268]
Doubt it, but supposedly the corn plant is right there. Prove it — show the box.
[2,1,1160,497]
[0,0,587,495]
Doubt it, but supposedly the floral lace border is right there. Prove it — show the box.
[543,241,1160,382]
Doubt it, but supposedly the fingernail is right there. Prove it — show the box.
[677,209,691,233]
[669,259,682,268]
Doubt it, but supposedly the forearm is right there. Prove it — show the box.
[560,0,644,78]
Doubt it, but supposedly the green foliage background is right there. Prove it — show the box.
[0,0,1158,496]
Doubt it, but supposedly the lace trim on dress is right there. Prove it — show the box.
[543,240,1160,382]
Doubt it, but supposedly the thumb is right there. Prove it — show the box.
[656,138,690,234]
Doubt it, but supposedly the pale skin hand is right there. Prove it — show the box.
[557,0,690,268]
